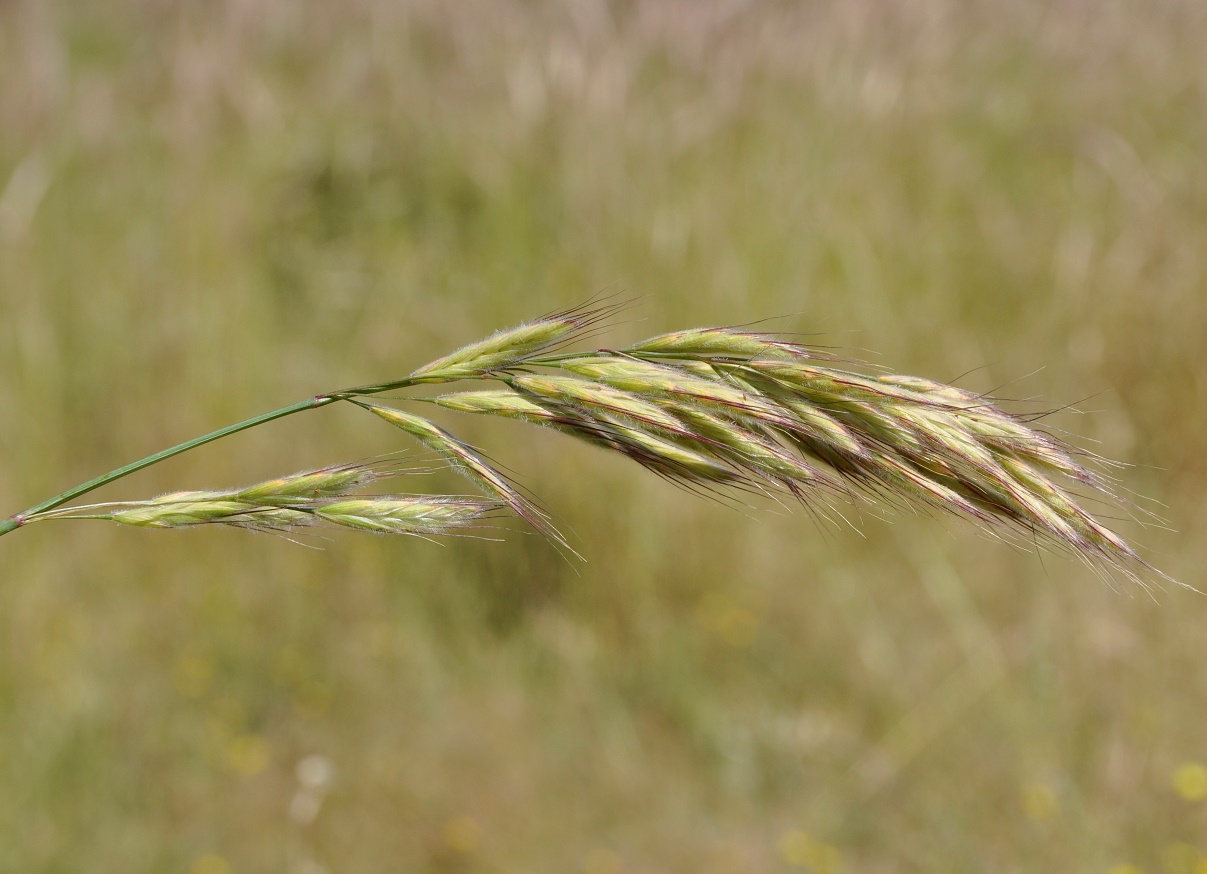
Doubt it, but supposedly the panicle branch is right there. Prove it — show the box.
[31,461,502,539]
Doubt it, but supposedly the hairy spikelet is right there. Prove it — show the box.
[356,401,571,552]
[589,418,744,484]
[405,300,624,384]
[314,498,503,535]
[508,374,689,435]
[555,356,799,431]
[110,495,501,537]
[233,463,384,506]
[430,389,559,421]
[127,463,394,511]
[667,402,833,489]
[626,326,816,361]
[113,500,311,531]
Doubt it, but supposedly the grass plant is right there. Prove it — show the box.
[1,301,1165,585]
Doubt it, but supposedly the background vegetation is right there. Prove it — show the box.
[2,1,1206,871]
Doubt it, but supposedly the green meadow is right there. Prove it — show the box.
[2,2,1206,871]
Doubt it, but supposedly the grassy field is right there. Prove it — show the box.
[2,1,1207,871]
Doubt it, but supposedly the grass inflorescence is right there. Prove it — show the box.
[0,301,1170,586]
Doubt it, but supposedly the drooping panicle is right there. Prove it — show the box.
[22,297,1160,584]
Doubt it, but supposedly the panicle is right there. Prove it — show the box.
[97,304,1162,582]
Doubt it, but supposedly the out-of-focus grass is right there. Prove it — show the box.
[2,1,1206,871]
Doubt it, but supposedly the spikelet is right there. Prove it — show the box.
[110,495,502,537]
[556,356,799,430]
[508,374,689,435]
[626,326,816,361]
[314,498,503,535]
[112,500,311,531]
[711,356,1147,569]
[127,463,393,510]
[107,463,396,531]
[233,463,385,506]
[430,389,559,421]
[405,300,624,384]
[357,401,571,552]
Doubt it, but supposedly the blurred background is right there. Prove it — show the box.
[2,1,1206,871]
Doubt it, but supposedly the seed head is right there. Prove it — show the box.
[234,463,384,506]
[407,300,623,384]
[314,498,502,535]
[358,401,570,552]
[556,356,797,429]
[431,390,558,421]
[626,326,815,361]
[84,305,1167,583]
[509,374,688,435]
[112,500,312,531]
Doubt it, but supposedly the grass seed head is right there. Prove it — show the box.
[314,498,503,535]
[600,419,745,484]
[626,326,815,361]
[409,320,575,383]
[359,401,570,552]
[510,373,689,435]
[431,389,558,421]
[407,300,623,384]
[668,403,830,486]
[556,355,797,428]
[234,463,387,506]
[112,500,312,531]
